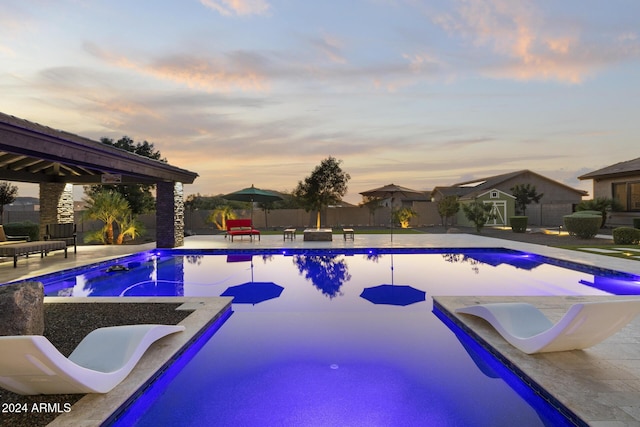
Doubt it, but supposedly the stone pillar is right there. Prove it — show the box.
[39,183,74,239]
[156,181,184,248]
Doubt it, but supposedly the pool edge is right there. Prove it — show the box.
[434,295,640,426]
[45,296,232,427]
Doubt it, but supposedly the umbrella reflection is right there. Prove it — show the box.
[360,284,426,306]
[221,282,284,305]
[221,254,283,304]
[360,254,426,306]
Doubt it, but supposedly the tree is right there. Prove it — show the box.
[359,196,383,226]
[85,136,165,215]
[0,181,18,224]
[83,190,143,244]
[185,194,227,211]
[510,184,543,216]
[293,157,351,229]
[462,199,495,233]
[258,201,275,228]
[207,205,237,230]
[437,195,460,229]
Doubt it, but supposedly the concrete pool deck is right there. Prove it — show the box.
[1,232,640,426]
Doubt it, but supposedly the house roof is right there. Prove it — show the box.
[457,169,586,195]
[432,169,587,198]
[578,157,640,180]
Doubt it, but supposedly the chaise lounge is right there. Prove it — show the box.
[0,324,185,395]
[0,225,67,268]
[226,219,260,242]
[455,300,640,354]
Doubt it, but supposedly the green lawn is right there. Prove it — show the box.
[554,244,640,261]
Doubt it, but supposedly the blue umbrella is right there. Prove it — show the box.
[360,284,426,306]
[221,282,284,305]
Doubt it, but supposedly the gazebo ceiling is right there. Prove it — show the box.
[0,112,198,185]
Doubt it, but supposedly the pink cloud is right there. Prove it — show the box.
[433,0,639,84]
[199,0,270,16]
[84,42,269,92]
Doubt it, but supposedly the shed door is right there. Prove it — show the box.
[484,201,507,226]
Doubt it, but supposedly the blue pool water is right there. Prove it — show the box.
[30,248,640,426]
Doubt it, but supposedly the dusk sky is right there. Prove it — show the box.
[2,0,639,204]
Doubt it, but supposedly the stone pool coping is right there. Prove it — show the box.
[434,295,640,426]
[45,296,232,427]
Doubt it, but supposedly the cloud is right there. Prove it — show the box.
[83,42,270,92]
[199,0,270,16]
[309,34,347,64]
[431,0,640,83]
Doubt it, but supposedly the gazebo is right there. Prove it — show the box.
[0,112,198,248]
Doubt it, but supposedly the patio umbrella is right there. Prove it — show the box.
[222,184,283,223]
[359,183,425,241]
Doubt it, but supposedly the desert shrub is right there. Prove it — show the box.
[633,218,640,229]
[3,221,39,241]
[612,227,640,245]
[392,208,418,228]
[462,199,495,233]
[563,214,601,239]
[509,216,528,233]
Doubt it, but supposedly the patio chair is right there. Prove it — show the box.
[455,300,640,354]
[0,225,29,244]
[44,223,77,253]
[0,324,185,395]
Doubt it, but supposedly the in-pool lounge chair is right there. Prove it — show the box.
[455,300,640,354]
[0,324,185,395]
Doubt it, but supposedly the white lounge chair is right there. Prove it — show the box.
[0,324,185,395]
[455,300,640,354]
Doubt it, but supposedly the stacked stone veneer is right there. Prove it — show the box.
[156,181,184,248]
[39,183,74,239]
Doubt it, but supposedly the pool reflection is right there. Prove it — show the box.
[293,255,351,298]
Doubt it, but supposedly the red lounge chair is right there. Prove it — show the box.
[226,219,260,242]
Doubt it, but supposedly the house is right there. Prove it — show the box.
[578,157,640,226]
[432,170,587,226]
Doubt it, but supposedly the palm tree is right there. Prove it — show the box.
[116,214,145,244]
[83,190,132,244]
[208,205,237,230]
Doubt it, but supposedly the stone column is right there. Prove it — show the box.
[39,183,74,239]
[156,181,184,248]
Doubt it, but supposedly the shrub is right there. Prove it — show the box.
[3,221,39,241]
[563,214,601,239]
[509,216,528,233]
[612,227,640,245]
[633,218,640,229]
[462,199,495,233]
[573,210,602,217]
[392,208,418,228]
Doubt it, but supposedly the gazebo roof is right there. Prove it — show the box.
[0,112,198,185]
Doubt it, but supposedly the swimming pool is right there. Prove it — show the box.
[30,248,640,426]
